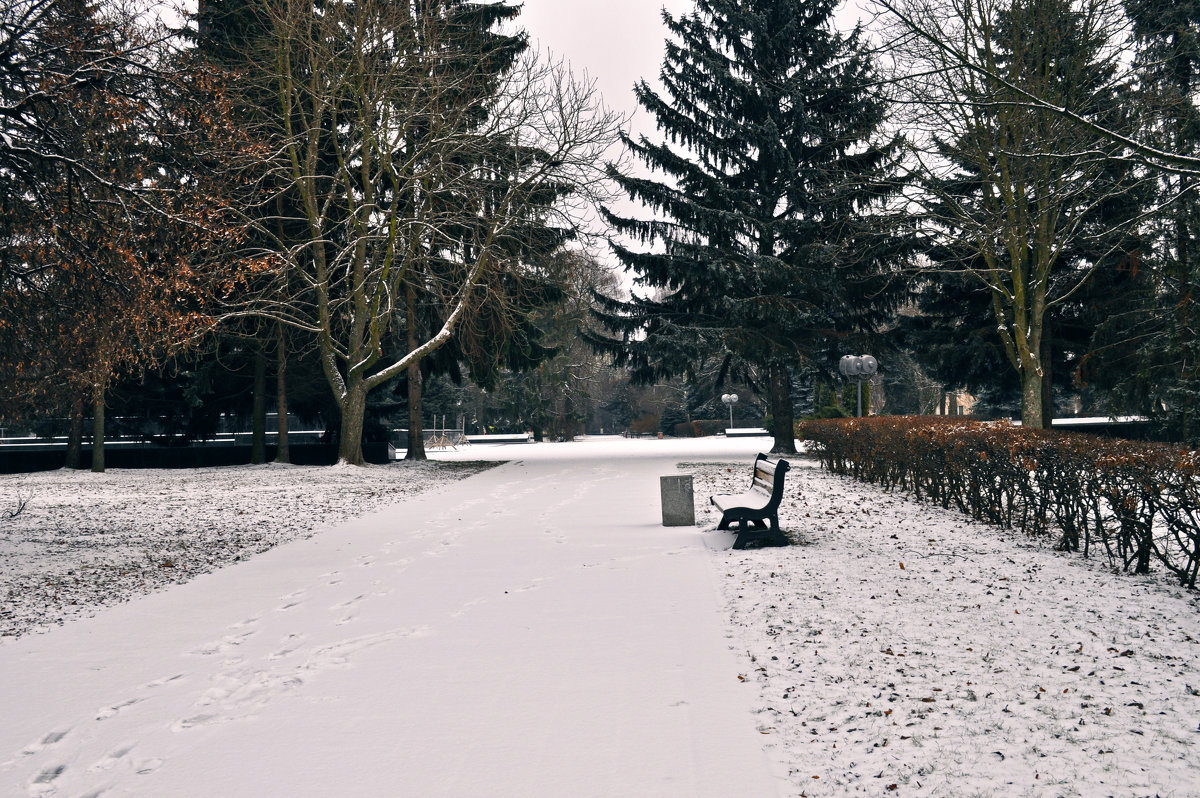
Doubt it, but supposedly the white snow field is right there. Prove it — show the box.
[1,435,1198,797]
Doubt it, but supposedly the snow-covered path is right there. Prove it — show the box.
[0,438,784,797]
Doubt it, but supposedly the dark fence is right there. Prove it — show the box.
[0,442,392,473]
[798,417,1200,589]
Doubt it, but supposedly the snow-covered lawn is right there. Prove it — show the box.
[1,437,1198,797]
[0,461,494,638]
[691,456,1200,797]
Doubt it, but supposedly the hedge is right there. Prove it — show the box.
[797,417,1200,588]
[673,419,728,438]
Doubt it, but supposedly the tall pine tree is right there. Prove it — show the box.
[589,0,907,453]
[1091,0,1200,442]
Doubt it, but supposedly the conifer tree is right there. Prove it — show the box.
[589,0,907,454]
[1088,0,1200,442]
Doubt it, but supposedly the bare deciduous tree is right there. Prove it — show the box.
[877,0,1200,177]
[223,0,622,464]
[877,0,1137,427]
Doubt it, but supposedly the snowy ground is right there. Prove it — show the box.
[689,456,1200,797]
[0,461,494,638]
[1,436,1198,797]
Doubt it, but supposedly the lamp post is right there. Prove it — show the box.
[721,393,739,429]
[838,355,878,417]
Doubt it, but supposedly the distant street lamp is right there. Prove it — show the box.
[721,393,739,429]
[838,355,879,418]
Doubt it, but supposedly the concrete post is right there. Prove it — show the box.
[660,475,696,526]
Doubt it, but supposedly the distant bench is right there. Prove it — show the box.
[710,453,791,549]
[464,433,533,444]
[724,427,770,438]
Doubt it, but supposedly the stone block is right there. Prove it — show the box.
[660,475,696,527]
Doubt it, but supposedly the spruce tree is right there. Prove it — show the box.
[589,0,907,454]
[1097,0,1200,442]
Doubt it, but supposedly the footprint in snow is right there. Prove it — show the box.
[171,713,218,732]
[22,729,69,755]
[88,744,135,772]
[192,630,256,656]
[268,633,308,661]
[27,764,66,795]
[95,698,143,721]
[146,673,186,689]
[330,594,366,611]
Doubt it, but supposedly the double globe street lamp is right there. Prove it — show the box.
[721,393,739,429]
[838,354,878,418]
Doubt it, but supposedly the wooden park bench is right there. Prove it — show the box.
[710,453,791,549]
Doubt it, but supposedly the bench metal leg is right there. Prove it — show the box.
[767,514,788,546]
[731,515,789,550]
[732,518,751,550]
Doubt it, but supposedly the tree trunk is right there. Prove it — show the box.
[90,382,105,473]
[1020,368,1045,429]
[64,395,84,470]
[251,345,267,464]
[405,364,427,461]
[404,284,427,461]
[768,362,797,455]
[275,325,290,464]
[338,380,368,465]
[1040,333,1054,430]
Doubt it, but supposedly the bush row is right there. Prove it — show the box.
[797,417,1200,588]
[673,419,728,438]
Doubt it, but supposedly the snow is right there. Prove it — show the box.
[1,435,1198,797]
[0,460,495,638]
[690,457,1200,796]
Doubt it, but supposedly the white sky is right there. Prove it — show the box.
[514,0,874,138]
[511,1,875,276]
[513,0,695,137]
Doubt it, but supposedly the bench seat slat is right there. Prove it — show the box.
[712,490,770,513]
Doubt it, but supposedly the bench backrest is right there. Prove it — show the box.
[752,453,790,507]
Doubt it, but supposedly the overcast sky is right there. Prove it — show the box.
[509,1,874,274]
[513,1,873,135]
[512,0,695,136]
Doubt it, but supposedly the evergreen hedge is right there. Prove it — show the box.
[797,417,1200,588]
